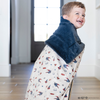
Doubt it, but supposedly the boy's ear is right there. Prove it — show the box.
[63,15,69,20]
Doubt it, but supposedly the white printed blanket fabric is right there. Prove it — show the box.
[25,45,84,100]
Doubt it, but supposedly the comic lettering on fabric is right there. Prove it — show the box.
[45,16,85,64]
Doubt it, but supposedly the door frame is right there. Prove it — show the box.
[31,0,64,62]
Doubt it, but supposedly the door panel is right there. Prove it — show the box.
[31,42,45,62]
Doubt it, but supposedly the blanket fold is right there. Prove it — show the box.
[45,16,85,63]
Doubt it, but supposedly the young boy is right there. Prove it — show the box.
[25,1,85,100]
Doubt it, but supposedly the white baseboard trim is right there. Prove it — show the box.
[77,65,95,77]
[95,65,100,80]
[0,64,11,77]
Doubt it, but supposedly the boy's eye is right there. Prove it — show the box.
[76,13,79,15]
[82,14,85,17]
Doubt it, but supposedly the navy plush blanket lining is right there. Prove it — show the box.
[45,17,85,64]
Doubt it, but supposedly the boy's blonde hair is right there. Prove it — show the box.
[62,1,85,15]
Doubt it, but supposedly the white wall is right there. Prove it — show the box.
[11,0,31,64]
[76,0,96,77]
[95,5,100,80]
[0,0,10,77]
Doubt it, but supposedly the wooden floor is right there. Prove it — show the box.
[0,63,100,100]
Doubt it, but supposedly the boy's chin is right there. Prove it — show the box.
[75,25,83,29]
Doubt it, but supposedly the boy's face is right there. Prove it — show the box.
[63,6,85,29]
